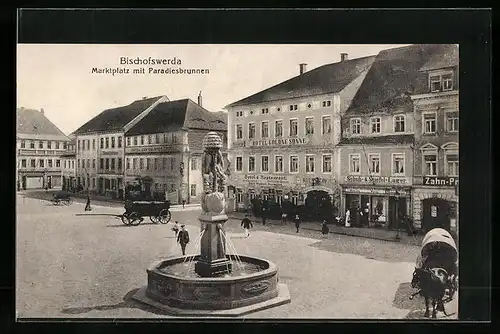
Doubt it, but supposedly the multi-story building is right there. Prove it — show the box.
[60,136,77,191]
[225,54,376,211]
[124,95,227,204]
[410,44,459,234]
[72,95,169,198]
[16,107,70,190]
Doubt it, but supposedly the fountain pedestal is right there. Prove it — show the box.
[195,213,232,277]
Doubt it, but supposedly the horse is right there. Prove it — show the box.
[410,267,452,318]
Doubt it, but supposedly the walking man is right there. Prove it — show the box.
[85,193,92,211]
[172,221,180,238]
[261,207,267,226]
[177,224,190,256]
[293,214,301,233]
[182,198,186,209]
[241,214,253,238]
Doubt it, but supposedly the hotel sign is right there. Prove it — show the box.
[423,176,459,187]
[125,145,181,154]
[344,175,411,185]
[233,174,294,186]
[249,137,309,147]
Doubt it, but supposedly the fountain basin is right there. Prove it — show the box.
[132,254,291,316]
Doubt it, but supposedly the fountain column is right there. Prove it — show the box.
[194,132,232,277]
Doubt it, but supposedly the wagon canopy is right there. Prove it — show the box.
[54,190,72,199]
[420,228,458,267]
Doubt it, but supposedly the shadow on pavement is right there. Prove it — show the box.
[60,288,168,316]
[392,282,422,311]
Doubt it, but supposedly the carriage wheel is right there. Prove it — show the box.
[158,209,171,224]
[66,198,73,205]
[149,216,159,224]
[51,200,59,206]
[129,212,142,226]
[121,212,131,225]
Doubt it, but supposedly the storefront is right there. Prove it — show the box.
[340,175,412,229]
[412,176,458,234]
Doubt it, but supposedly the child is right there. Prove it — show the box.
[321,220,329,237]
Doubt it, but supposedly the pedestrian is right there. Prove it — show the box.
[85,194,92,211]
[321,220,329,237]
[172,221,180,238]
[261,207,267,226]
[281,211,287,224]
[177,224,190,256]
[241,214,253,238]
[345,208,351,227]
[293,214,301,233]
[182,198,186,209]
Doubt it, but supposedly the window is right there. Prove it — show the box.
[148,135,153,145]
[100,158,104,169]
[87,159,90,168]
[261,108,269,115]
[306,155,315,173]
[305,117,314,135]
[111,137,115,148]
[289,156,299,173]
[289,119,298,136]
[30,159,36,167]
[127,158,130,169]
[92,159,96,169]
[248,156,256,172]
[92,178,96,188]
[322,116,332,134]
[423,113,437,134]
[140,136,144,145]
[443,74,453,91]
[261,121,269,138]
[30,141,35,149]
[430,72,454,92]
[275,155,283,173]
[47,159,52,167]
[47,141,52,149]
[21,140,25,148]
[111,158,116,170]
[190,184,197,197]
[21,159,26,167]
[446,154,459,176]
[139,158,144,169]
[118,136,122,148]
[322,100,332,107]
[350,118,361,135]
[322,155,332,173]
[368,154,380,175]
[446,112,459,132]
[424,154,437,176]
[133,137,138,145]
[92,139,95,149]
[170,157,176,171]
[39,141,44,149]
[155,134,159,144]
[275,120,283,138]
[103,137,108,148]
[371,117,381,134]
[105,158,110,170]
[236,156,243,172]
[289,104,298,111]
[261,156,269,172]
[117,158,122,170]
[39,159,45,168]
[191,158,198,170]
[100,138,104,148]
[163,134,169,144]
[394,115,405,133]
[248,123,256,139]
[236,111,243,117]
[133,158,137,170]
[236,124,243,140]
[56,142,60,149]
[430,75,442,92]
[349,154,360,174]
[87,140,90,150]
[392,153,405,175]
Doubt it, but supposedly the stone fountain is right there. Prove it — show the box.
[132,132,290,316]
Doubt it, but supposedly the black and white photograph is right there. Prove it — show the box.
[15,41,466,320]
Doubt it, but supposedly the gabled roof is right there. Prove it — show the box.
[125,99,227,136]
[17,108,69,140]
[225,55,376,108]
[73,96,164,134]
[346,44,444,115]
[419,44,458,71]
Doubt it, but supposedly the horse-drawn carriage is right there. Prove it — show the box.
[51,191,74,206]
[120,200,172,226]
[410,228,458,318]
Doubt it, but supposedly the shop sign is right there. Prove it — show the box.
[232,141,246,148]
[101,151,120,156]
[125,145,181,154]
[233,174,293,187]
[423,176,459,187]
[344,175,410,185]
[249,137,309,147]
[343,187,408,196]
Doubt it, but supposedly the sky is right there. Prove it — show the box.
[17,44,409,135]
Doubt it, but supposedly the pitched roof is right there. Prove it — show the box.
[339,134,414,146]
[419,44,459,71]
[73,96,164,134]
[17,108,69,140]
[225,56,376,108]
[125,99,227,136]
[346,44,444,115]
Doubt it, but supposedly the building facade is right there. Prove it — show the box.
[60,137,77,191]
[225,55,376,211]
[124,97,227,204]
[16,108,70,190]
[410,44,459,234]
[73,95,169,199]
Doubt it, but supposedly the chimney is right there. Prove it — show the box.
[40,108,44,115]
[198,91,203,107]
[299,63,307,75]
[340,53,348,62]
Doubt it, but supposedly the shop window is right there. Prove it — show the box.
[371,197,387,223]
[236,156,243,172]
[322,116,332,134]
[261,121,269,138]
[350,118,361,135]
[322,154,332,173]
[394,115,405,133]
[305,117,314,135]
[392,153,405,175]
[446,154,459,176]
[248,156,256,172]
[248,123,256,139]
[275,120,283,138]
[289,156,299,173]
[424,154,437,176]
[306,155,315,173]
[370,117,381,134]
[275,155,283,173]
[423,113,437,134]
[349,154,360,174]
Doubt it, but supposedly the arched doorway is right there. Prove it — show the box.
[422,198,452,232]
[305,189,334,222]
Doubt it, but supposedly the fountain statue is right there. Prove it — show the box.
[132,132,290,316]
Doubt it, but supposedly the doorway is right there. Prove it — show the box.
[388,197,407,229]
[305,190,332,221]
[422,198,452,232]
